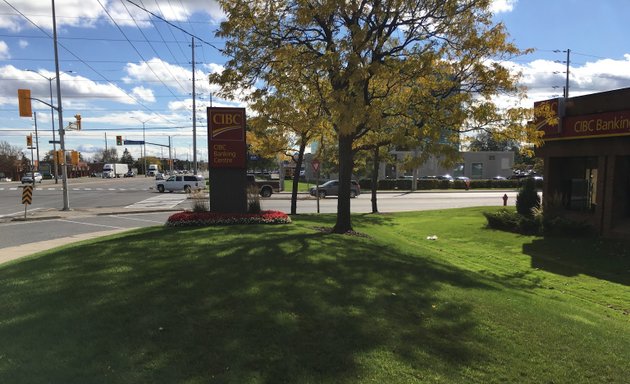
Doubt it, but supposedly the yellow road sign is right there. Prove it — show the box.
[22,185,33,205]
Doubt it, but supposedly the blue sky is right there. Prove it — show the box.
[1,0,629,162]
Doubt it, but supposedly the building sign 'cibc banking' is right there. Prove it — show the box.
[208,107,246,168]
[535,98,630,141]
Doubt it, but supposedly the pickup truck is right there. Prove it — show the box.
[247,174,281,197]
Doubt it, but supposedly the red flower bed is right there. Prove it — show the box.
[166,210,291,227]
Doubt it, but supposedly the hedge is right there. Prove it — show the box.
[358,178,541,191]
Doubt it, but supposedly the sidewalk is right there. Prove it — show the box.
[1,206,182,266]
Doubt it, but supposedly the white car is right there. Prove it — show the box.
[156,175,205,193]
[21,172,43,184]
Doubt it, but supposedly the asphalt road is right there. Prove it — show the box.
[0,177,517,253]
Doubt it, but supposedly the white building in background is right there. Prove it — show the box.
[388,151,514,179]
[299,150,514,181]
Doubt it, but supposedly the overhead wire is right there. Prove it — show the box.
[96,0,184,105]
[1,0,181,127]
[118,0,189,95]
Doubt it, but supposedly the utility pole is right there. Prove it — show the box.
[565,48,570,98]
[52,0,69,210]
[191,36,198,175]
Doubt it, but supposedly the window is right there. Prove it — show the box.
[471,163,483,179]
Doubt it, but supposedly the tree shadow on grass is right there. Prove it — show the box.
[0,223,492,383]
[522,236,630,286]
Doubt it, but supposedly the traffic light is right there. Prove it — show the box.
[71,150,79,165]
[56,150,65,164]
[18,89,32,117]
[116,135,123,146]
[26,134,33,147]
[74,114,81,130]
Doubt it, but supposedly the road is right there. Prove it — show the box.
[0,177,517,252]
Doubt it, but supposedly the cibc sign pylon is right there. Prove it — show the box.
[207,107,248,213]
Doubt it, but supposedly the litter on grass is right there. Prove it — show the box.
[426,235,438,240]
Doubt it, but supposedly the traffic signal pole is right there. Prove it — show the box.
[52,0,69,210]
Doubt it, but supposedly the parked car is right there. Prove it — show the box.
[155,172,165,180]
[436,174,454,181]
[492,176,507,180]
[156,174,205,193]
[124,170,135,177]
[309,180,361,198]
[21,172,43,184]
[455,176,470,181]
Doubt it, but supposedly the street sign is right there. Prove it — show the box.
[123,140,144,145]
[22,185,33,205]
[49,140,61,144]
[311,159,320,172]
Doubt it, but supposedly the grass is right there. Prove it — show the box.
[283,179,315,192]
[0,207,628,383]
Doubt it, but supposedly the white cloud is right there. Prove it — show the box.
[494,54,630,109]
[0,0,223,31]
[131,86,156,103]
[0,41,9,59]
[490,0,517,14]
[18,39,28,48]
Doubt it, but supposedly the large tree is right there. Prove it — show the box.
[212,0,528,233]
[0,141,23,178]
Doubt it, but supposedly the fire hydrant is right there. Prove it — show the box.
[502,193,508,206]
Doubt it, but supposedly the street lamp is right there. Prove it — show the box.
[131,116,155,176]
[26,69,74,184]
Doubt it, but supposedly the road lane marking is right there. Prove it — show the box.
[57,219,126,229]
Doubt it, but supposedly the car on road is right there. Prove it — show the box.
[155,172,165,180]
[21,172,43,184]
[124,170,135,177]
[156,174,205,193]
[309,180,361,198]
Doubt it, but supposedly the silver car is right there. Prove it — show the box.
[21,172,43,184]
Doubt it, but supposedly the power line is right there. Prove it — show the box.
[2,0,180,127]
[126,0,223,53]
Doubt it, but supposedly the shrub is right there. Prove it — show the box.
[542,216,594,237]
[484,208,542,235]
[190,190,209,212]
[516,178,541,216]
[247,186,261,214]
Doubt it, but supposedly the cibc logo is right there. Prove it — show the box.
[209,108,245,141]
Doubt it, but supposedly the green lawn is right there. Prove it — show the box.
[0,208,628,383]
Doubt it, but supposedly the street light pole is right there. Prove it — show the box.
[26,69,73,184]
[131,117,155,176]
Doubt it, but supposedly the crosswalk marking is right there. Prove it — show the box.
[0,187,153,192]
[125,194,187,209]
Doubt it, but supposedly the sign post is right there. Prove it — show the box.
[22,185,33,219]
[312,159,321,213]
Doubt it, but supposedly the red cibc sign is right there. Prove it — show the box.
[208,107,247,168]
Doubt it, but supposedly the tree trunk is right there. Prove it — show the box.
[290,140,307,215]
[333,133,354,233]
[371,146,379,213]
